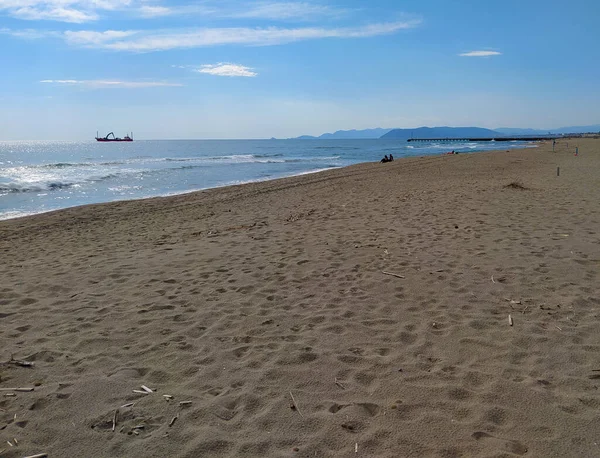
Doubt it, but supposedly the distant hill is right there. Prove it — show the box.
[291,125,599,141]
[381,126,500,140]
[497,125,600,135]
[293,128,392,140]
[495,128,551,136]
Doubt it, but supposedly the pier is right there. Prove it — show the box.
[407,137,557,142]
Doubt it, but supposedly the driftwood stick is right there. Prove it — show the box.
[169,415,178,427]
[5,358,34,368]
[112,409,118,432]
[0,387,34,392]
[382,271,405,279]
[508,314,513,326]
[334,378,346,390]
[140,385,153,393]
[23,455,49,458]
[289,391,304,418]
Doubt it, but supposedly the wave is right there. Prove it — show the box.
[0,172,120,194]
[0,181,76,193]
[5,153,342,172]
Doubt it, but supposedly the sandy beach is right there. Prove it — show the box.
[1,138,599,457]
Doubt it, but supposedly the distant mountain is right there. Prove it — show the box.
[291,125,599,141]
[293,128,392,140]
[381,126,500,140]
[495,128,551,136]
[552,124,600,133]
[496,125,600,135]
[319,128,392,139]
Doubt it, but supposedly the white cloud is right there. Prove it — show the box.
[63,29,138,45]
[232,2,349,20]
[12,6,97,22]
[0,1,352,22]
[459,50,502,57]
[40,79,182,88]
[61,20,421,51]
[0,0,132,22]
[138,5,171,17]
[0,27,60,39]
[197,63,257,77]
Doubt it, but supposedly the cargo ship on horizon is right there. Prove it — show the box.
[95,131,133,142]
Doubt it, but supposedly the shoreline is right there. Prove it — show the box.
[0,143,537,222]
[1,138,599,457]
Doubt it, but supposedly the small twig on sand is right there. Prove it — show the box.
[179,401,192,407]
[120,402,135,408]
[289,392,304,418]
[6,355,34,368]
[355,442,358,453]
[335,378,346,390]
[491,275,496,284]
[522,306,529,314]
[141,385,154,393]
[508,314,513,326]
[23,455,49,458]
[0,387,34,392]
[555,326,562,331]
[382,271,405,279]
[112,409,118,432]
[132,390,149,395]
[163,395,174,400]
[169,415,178,427]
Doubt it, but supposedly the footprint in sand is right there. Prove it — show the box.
[472,431,528,455]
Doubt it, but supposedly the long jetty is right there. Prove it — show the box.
[407,137,557,142]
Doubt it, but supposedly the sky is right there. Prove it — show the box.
[0,0,599,140]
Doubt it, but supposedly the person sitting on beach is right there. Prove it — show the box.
[389,154,394,161]
[381,155,389,163]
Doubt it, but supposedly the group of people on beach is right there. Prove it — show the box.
[380,150,459,163]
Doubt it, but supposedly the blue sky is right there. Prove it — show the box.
[0,0,599,139]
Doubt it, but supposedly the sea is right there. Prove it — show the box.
[0,139,536,220]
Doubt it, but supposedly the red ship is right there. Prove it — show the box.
[95,131,133,142]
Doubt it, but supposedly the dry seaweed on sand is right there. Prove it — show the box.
[504,181,530,190]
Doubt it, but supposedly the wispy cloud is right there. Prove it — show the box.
[232,2,349,20]
[196,63,257,77]
[459,50,502,57]
[58,21,420,52]
[0,0,132,23]
[0,27,59,39]
[0,1,351,22]
[63,29,138,46]
[40,79,182,88]
[138,5,172,18]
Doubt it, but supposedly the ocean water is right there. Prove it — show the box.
[0,139,535,220]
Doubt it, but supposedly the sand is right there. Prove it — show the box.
[1,138,599,457]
